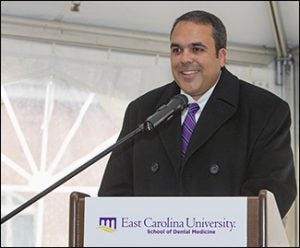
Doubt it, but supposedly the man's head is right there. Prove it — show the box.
[170,10,227,100]
[170,10,227,55]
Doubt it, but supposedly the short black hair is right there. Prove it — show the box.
[170,10,227,53]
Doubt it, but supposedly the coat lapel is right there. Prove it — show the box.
[155,83,182,173]
[183,68,240,163]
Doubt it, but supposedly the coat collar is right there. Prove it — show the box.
[183,67,240,164]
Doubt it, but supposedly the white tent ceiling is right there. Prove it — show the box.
[1,1,299,50]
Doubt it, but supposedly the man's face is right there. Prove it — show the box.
[170,21,226,100]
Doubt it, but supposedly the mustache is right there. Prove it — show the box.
[176,64,201,71]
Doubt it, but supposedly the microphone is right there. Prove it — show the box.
[143,94,188,131]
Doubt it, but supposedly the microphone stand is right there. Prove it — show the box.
[1,125,144,224]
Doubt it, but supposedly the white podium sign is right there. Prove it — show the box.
[84,197,247,247]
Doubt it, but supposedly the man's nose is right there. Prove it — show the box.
[180,50,193,64]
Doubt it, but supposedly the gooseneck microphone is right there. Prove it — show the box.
[143,94,188,131]
[1,94,188,224]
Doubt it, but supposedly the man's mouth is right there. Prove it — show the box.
[181,70,199,75]
[180,70,200,80]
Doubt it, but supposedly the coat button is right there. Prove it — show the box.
[209,164,219,175]
[150,162,160,173]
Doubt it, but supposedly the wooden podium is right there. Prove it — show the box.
[68,190,289,247]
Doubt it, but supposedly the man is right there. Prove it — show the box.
[98,10,296,218]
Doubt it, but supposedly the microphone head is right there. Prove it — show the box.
[142,94,189,131]
[173,94,188,110]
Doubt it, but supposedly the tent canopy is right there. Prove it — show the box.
[2,1,299,50]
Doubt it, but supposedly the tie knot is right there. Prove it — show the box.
[188,103,199,115]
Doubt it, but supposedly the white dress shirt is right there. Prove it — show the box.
[180,72,221,124]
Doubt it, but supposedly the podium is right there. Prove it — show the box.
[68,190,289,247]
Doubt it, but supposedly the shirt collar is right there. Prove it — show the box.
[180,70,221,110]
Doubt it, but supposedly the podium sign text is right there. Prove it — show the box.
[84,197,247,247]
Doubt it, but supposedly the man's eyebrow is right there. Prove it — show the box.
[170,43,180,48]
[170,42,208,49]
[191,42,207,48]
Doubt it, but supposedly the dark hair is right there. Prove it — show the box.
[170,10,227,53]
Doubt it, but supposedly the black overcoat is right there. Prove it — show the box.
[99,68,297,218]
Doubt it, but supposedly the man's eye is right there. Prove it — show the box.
[171,47,181,53]
[192,47,203,52]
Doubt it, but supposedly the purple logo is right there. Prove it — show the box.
[99,217,117,232]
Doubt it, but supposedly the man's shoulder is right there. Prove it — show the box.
[221,67,289,114]
[239,79,287,107]
[224,67,283,103]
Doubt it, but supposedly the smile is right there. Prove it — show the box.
[181,70,199,75]
[180,70,200,79]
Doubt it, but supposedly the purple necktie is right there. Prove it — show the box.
[181,103,200,158]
